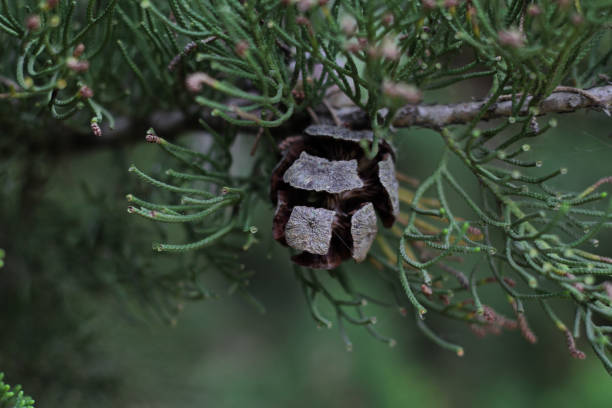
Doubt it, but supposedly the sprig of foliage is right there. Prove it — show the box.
[124,0,612,373]
[4,0,612,375]
[0,373,35,408]
[127,127,267,313]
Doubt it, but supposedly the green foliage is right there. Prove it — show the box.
[2,0,612,385]
[0,373,34,408]
[121,0,612,374]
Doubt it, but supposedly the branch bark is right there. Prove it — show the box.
[330,85,611,130]
[389,85,612,129]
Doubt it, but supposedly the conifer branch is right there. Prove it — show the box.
[334,85,612,130]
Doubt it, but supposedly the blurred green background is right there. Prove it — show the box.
[1,108,612,407]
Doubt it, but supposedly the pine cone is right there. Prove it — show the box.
[271,125,399,269]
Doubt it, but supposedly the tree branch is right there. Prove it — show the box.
[333,85,612,130]
[391,85,612,129]
[8,86,611,156]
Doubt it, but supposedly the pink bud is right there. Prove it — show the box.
[145,130,161,144]
[297,0,315,12]
[571,13,584,25]
[527,4,541,16]
[73,43,86,58]
[26,15,41,31]
[421,0,436,10]
[381,37,400,60]
[341,16,357,36]
[498,29,525,48]
[234,40,249,58]
[79,85,94,99]
[382,13,394,27]
[90,120,102,137]
[185,72,208,93]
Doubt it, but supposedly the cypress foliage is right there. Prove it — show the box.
[1,1,612,401]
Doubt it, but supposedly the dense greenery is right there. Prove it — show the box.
[1,0,612,404]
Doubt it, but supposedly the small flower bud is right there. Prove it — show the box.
[67,58,90,72]
[234,40,249,58]
[90,119,102,137]
[341,16,357,36]
[527,4,541,16]
[46,0,59,9]
[73,43,86,58]
[564,329,586,359]
[79,85,94,99]
[382,12,394,27]
[421,0,436,10]
[498,29,525,48]
[381,37,400,60]
[185,72,208,93]
[571,13,584,26]
[145,129,161,144]
[297,0,315,12]
[26,15,41,31]
[295,16,310,27]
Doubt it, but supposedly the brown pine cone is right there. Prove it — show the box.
[271,125,399,269]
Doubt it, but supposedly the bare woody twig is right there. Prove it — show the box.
[389,85,612,129]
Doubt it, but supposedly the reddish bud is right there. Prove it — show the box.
[297,0,315,12]
[498,29,525,48]
[421,0,436,10]
[26,15,41,31]
[527,4,541,16]
[90,120,102,137]
[73,43,86,58]
[564,329,586,359]
[67,58,90,72]
[185,72,208,93]
[295,16,310,26]
[291,88,305,101]
[420,284,433,296]
[382,12,394,27]
[381,37,400,60]
[46,0,59,9]
[480,306,496,322]
[235,40,249,58]
[145,129,161,144]
[571,13,584,26]
[79,85,94,99]
[511,299,537,344]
